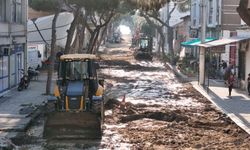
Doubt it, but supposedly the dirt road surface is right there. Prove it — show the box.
[15,35,250,149]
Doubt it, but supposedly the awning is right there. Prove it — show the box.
[181,38,216,48]
[197,36,250,48]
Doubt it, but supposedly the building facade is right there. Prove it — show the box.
[173,15,191,57]
[0,0,28,95]
[159,2,190,54]
[189,0,250,90]
[190,0,241,62]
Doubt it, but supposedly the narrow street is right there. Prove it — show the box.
[7,35,250,149]
[1,0,250,149]
[99,35,250,149]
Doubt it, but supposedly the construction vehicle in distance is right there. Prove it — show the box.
[113,32,121,43]
[44,54,104,140]
[133,36,153,60]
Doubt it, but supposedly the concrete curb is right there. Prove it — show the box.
[192,83,250,135]
[168,62,250,135]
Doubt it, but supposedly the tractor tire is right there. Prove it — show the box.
[92,100,102,113]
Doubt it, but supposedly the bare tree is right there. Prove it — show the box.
[29,0,63,94]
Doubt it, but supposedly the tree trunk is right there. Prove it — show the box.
[168,27,174,64]
[91,28,101,54]
[159,31,166,58]
[95,25,108,53]
[64,8,80,54]
[87,30,97,53]
[88,27,101,54]
[46,10,60,95]
[71,26,80,53]
[157,39,161,56]
[142,14,166,58]
[78,22,86,53]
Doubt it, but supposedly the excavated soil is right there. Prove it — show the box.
[15,35,250,149]
[99,38,250,149]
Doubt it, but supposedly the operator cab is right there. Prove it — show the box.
[54,54,102,111]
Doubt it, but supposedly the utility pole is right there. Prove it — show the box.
[24,0,28,74]
[199,0,207,85]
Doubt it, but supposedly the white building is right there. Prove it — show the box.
[0,0,28,95]
[159,2,190,54]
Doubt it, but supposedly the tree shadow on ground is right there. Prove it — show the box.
[102,74,137,83]
[102,49,129,55]
[101,60,163,72]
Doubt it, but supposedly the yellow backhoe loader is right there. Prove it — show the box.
[134,36,153,60]
[44,54,104,140]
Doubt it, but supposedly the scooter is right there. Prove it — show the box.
[17,69,30,91]
[28,67,39,80]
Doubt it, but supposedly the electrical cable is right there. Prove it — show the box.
[27,35,68,43]
[0,22,72,34]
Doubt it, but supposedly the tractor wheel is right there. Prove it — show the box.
[92,100,102,113]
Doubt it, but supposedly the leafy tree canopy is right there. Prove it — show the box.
[176,0,190,13]
[237,0,250,26]
[126,0,170,11]
[69,0,119,12]
[141,22,155,36]
[29,0,59,12]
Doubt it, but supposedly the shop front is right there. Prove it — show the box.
[0,44,24,95]
[197,36,250,90]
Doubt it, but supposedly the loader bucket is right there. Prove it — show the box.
[44,112,102,140]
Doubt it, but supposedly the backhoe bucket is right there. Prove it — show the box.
[44,112,102,140]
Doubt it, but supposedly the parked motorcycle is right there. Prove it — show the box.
[17,69,30,91]
[28,67,39,80]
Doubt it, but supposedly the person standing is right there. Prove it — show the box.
[221,60,227,72]
[228,74,235,97]
[247,73,250,95]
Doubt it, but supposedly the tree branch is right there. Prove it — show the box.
[237,0,250,26]
[144,11,170,28]
[167,3,177,23]
[90,13,98,27]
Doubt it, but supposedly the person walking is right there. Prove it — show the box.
[247,73,250,95]
[228,73,235,97]
[221,60,227,74]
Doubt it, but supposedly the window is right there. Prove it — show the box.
[192,3,197,26]
[12,0,22,23]
[216,0,220,24]
[139,39,149,49]
[0,0,6,21]
[60,61,89,80]
[3,48,9,56]
[208,0,213,24]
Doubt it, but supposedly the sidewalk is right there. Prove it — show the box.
[0,71,55,148]
[169,64,250,135]
[192,80,250,134]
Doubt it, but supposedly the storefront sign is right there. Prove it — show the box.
[210,45,225,53]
